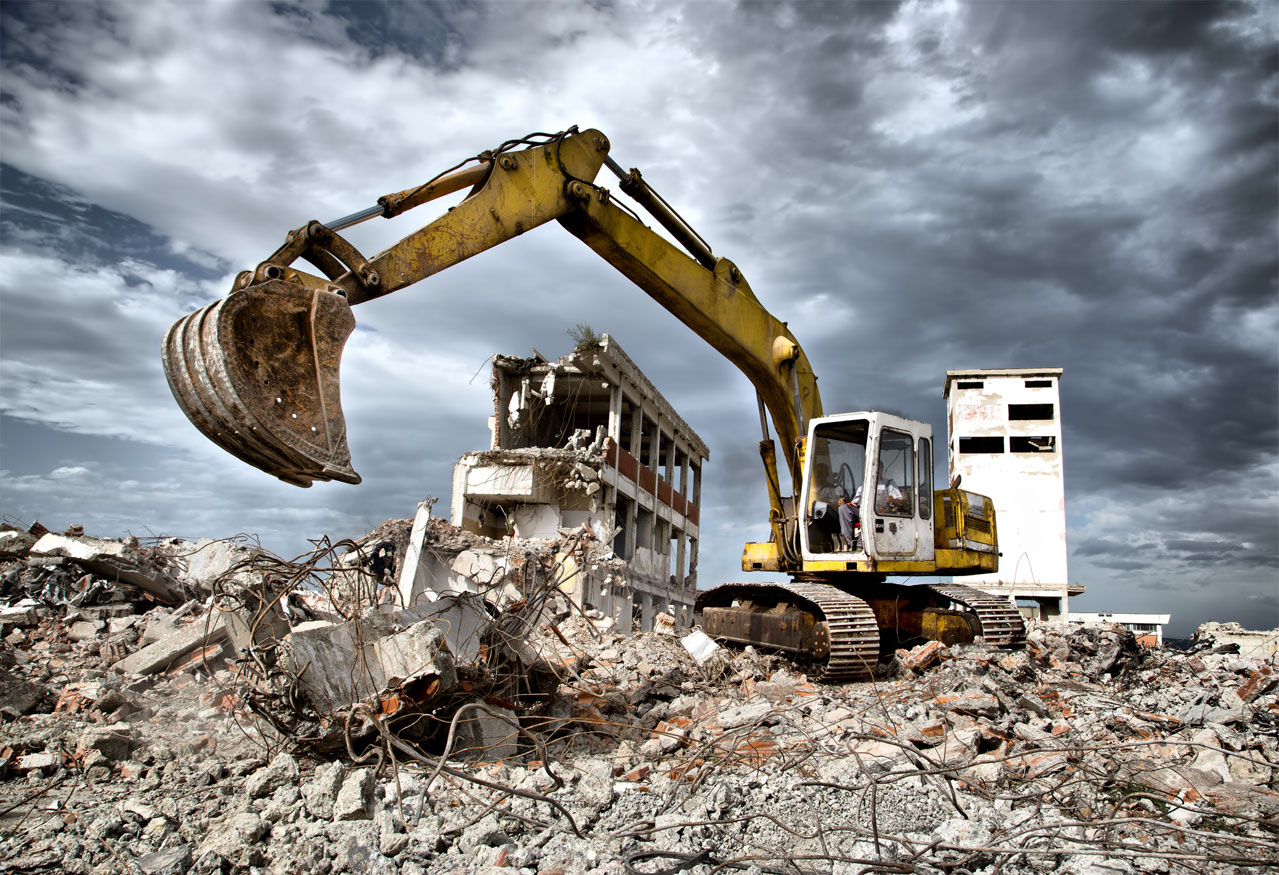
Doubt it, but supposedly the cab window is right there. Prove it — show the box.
[875,428,914,517]
[918,437,932,520]
[808,420,868,507]
[805,420,868,554]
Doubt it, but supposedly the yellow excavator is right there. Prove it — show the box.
[162,127,1024,681]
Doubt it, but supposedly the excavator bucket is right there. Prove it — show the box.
[161,280,361,487]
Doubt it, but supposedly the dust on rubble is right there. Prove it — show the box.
[1,518,1277,874]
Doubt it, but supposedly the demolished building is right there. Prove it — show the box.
[3,518,1279,875]
[449,334,707,632]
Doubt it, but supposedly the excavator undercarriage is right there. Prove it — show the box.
[697,580,1026,681]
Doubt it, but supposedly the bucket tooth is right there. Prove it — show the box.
[161,280,361,486]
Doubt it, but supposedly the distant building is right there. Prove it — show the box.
[1068,612,1171,648]
[943,368,1081,619]
[450,335,706,632]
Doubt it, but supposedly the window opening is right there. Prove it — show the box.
[959,436,1004,454]
[1024,379,1053,388]
[805,419,868,553]
[957,381,984,389]
[917,437,932,520]
[613,495,632,559]
[1009,403,1054,421]
[875,428,914,517]
[636,507,653,550]
[1010,435,1057,453]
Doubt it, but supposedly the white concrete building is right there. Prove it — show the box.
[1068,612,1172,648]
[943,368,1080,619]
[450,335,707,632]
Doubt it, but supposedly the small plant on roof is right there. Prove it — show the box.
[567,322,602,351]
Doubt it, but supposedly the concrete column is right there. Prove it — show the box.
[397,500,436,609]
[640,592,656,632]
[676,531,687,587]
[624,494,638,560]
[688,537,699,587]
[629,398,643,458]
[607,384,622,445]
[662,425,674,486]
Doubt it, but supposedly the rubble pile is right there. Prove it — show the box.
[1,521,1276,874]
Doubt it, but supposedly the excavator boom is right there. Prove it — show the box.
[163,128,817,547]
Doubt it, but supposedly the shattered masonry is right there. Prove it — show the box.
[451,334,708,632]
[3,519,1279,874]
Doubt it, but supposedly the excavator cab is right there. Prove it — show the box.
[799,413,936,568]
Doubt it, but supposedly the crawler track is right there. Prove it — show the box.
[925,583,1027,647]
[695,581,879,682]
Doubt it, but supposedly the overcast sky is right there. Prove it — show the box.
[1,1,1275,637]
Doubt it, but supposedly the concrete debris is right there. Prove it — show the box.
[113,613,228,677]
[30,533,184,605]
[1,518,1277,874]
[1194,620,1279,659]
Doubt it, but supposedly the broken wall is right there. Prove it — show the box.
[448,335,708,632]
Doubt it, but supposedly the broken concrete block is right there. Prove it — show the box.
[373,620,458,692]
[396,500,434,608]
[245,752,300,799]
[303,760,346,820]
[0,667,49,718]
[416,593,492,665]
[333,768,376,821]
[140,611,178,646]
[0,527,37,559]
[113,613,227,676]
[201,810,268,867]
[14,751,60,772]
[31,533,182,604]
[1017,693,1050,717]
[281,620,368,709]
[78,726,136,762]
[454,706,520,761]
[716,701,774,730]
[136,844,192,875]
[68,619,104,641]
[175,538,258,589]
[681,630,720,664]
[937,692,1002,718]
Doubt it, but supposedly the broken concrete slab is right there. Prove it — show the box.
[113,613,227,676]
[31,533,182,605]
[0,599,43,626]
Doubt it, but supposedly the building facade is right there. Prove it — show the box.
[450,335,707,631]
[943,368,1080,619]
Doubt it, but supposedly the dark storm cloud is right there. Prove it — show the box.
[1,164,225,278]
[0,0,1273,633]
[273,0,481,68]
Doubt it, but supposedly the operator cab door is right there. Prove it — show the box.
[800,413,936,564]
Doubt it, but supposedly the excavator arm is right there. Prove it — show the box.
[163,128,819,562]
